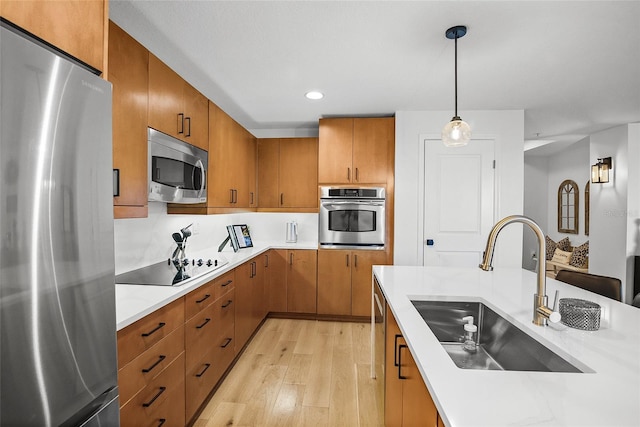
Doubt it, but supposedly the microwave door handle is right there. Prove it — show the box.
[194,158,205,198]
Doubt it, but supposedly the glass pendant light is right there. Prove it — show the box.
[442,25,471,147]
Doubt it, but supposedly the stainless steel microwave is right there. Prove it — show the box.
[148,128,207,204]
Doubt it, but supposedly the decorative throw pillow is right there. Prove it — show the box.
[570,241,589,268]
[557,237,571,252]
[545,236,557,260]
[551,248,572,265]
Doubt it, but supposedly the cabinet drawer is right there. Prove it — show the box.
[118,326,184,407]
[185,279,216,320]
[185,325,236,422]
[213,270,235,300]
[185,303,216,370]
[118,298,184,367]
[120,352,185,427]
[214,288,235,339]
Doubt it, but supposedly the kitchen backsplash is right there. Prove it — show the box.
[114,202,318,274]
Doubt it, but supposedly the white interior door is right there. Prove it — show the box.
[423,139,495,267]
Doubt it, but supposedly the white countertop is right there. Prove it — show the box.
[115,241,317,330]
[373,265,640,427]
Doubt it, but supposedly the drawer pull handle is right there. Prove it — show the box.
[221,337,232,348]
[222,300,233,308]
[141,355,166,373]
[398,344,408,380]
[142,386,166,408]
[221,279,233,287]
[158,419,166,427]
[196,363,211,377]
[393,334,402,367]
[196,294,211,304]
[196,318,211,329]
[141,322,166,337]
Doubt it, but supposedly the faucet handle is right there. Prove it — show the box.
[552,290,560,312]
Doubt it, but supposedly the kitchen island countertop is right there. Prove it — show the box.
[374,265,640,427]
[115,241,317,330]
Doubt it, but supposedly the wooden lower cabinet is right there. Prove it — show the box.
[318,249,389,316]
[385,305,439,427]
[234,258,266,352]
[286,250,317,314]
[265,249,317,314]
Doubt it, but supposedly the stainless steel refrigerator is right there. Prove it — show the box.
[0,20,119,426]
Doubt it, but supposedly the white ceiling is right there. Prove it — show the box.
[110,1,640,154]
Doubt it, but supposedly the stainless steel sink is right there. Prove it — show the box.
[411,300,585,373]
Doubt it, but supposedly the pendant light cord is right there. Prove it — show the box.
[454,33,458,117]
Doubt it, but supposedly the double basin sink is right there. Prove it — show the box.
[411,300,587,373]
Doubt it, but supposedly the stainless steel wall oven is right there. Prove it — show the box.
[319,187,385,249]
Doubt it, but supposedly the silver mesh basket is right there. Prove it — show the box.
[559,298,601,331]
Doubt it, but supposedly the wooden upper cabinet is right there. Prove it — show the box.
[257,138,318,211]
[279,138,318,208]
[353,117,394,184]
[318,117,394,185]
[318,118,353,183]
[206,102,256,211]
[148,54,208,150]
[109,21,148,219]
[183,82,209,148]
[1,0,108,73]
[257,139,280,208]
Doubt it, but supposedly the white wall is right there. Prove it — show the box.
[114,203,318,274]
[523,156,549,271]
[590,124,638,303]
[394,110,524,267]
[545,138,590,244]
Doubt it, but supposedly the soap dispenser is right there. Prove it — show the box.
[462,316,477,352]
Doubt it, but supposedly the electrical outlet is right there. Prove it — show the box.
[192,222,200,235]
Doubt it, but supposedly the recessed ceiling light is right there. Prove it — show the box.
[305,91,324,100]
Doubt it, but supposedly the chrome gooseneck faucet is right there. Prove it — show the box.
[479,215,561,326]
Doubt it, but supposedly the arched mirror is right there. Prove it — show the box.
[558,180,579,234]
[585,181,590,236]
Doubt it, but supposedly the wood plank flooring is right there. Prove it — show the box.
[194,318,384,427]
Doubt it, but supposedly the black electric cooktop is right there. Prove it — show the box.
[116,255,228,287]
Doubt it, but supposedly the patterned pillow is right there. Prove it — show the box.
[557,237,572,252]
[545,236,557,260]
[570,241,589,268]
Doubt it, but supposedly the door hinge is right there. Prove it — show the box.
[492,160,496,169]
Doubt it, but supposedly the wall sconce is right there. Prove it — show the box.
[591,157,612,184]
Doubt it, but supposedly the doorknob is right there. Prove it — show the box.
[425,239,435,246]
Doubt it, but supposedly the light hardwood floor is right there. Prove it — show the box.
[194,318,384,427]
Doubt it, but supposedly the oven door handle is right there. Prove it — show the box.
[321,201,384,207]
